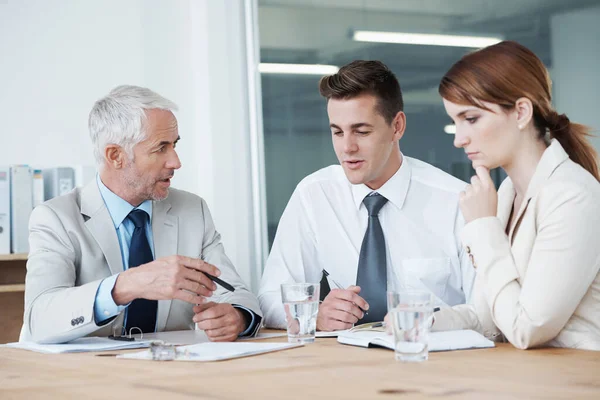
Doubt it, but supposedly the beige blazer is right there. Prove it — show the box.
[434,140,600,350]
[21,181,261,343]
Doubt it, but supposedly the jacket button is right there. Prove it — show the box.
[469,254,476,268]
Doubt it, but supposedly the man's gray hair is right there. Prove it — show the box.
[88,85,178,165]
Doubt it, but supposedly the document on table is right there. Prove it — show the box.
[131,330,287,345]
[2,337,153,354]
[118,342,303,362]
[337,329,495,352]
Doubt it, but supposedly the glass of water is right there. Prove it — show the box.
[387,290,433,362]
[280,283,320,343]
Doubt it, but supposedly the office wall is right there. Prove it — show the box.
[551,4,600,151]
[0,0,266,291]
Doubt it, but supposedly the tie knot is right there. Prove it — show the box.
[128,209,149,228]
[363,193,388,216]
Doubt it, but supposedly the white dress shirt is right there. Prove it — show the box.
[259,156,474,329]
[433,140,600,351]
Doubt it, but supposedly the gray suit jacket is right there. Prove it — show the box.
[21,181,262,343]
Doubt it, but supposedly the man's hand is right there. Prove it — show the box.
[193,302,246,342]
[112,255,220,305]
[460,166,498,223]
[316,285,369,331]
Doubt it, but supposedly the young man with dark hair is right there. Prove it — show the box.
[259,60,474,331]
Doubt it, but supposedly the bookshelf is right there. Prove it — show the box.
[0,253,27,343]
[0,253,28,262]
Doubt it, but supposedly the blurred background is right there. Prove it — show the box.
[258,0,600,246]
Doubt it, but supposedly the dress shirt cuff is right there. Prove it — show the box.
[461,217,520,305]
[233,304,261,337]
[93,274,129,325]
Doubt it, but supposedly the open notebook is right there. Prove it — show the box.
[338,329,494,352]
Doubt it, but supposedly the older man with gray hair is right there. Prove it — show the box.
[22,85,262,344]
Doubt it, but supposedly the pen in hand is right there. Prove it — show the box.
[323,269,368,316]
[205,273,235,292]
[200,254,235,292]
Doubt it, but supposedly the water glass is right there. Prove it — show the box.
[280,283,320,343]
[387,290,433,362]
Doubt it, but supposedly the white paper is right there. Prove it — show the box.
[316,329,350,338]
[3,337,153,354]
[131,330,287,345]
[118,342,303,362]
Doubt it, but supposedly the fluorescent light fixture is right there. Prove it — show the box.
[353,31,502,48]
[259,63,339,75]
[444,124,456,134]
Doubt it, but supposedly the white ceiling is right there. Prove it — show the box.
[257,0,600,118]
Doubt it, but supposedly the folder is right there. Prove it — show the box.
[43,167,75,200]
[10,165,33,253]
[32,169,44,208]
[3,337,153,354]
[0,167,10,254]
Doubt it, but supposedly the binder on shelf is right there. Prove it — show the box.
[33,169,44,208]
[0,167,10,254]
[43,167,75,201]
[10,165,33,254]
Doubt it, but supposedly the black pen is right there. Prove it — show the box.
[200,254,235,292]
[323,269,368,315]
[205,273,235,292]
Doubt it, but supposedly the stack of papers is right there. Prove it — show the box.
[3,337,153,354]
[118,342,303,362]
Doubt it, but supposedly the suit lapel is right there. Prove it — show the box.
[81,181,124,275]
[152,198,178,332]
[496,178,515,232]
[505,140,569,241]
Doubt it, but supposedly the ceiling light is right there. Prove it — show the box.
[444,124,456,134]
[259,63,339,75]
[353,31,502,48]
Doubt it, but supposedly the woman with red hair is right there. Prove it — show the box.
[433,40,600,350]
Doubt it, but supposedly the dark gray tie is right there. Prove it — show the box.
[356,193,388,323]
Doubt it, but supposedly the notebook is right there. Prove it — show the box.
[337,329,495,352]
[118,342,303,362]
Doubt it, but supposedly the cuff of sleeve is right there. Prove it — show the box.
[233,305,261,337]
[93,274,129,325]
[461,216,520,306]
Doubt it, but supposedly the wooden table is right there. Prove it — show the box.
[1,333,599,399]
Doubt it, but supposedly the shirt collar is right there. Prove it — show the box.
[96,174,153,229]
[350,154,411,211]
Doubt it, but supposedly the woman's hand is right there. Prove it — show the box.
[460,166,498,223]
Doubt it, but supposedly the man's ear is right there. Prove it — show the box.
[392,111,406,141]
[514,97,534,130]
[104,144,125,169]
